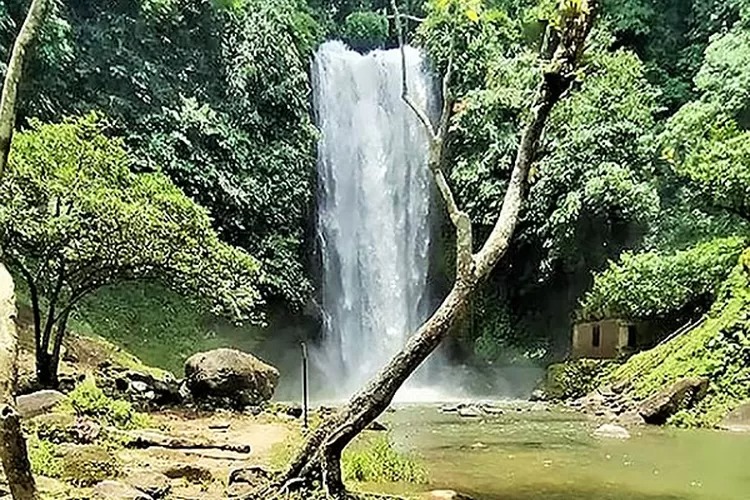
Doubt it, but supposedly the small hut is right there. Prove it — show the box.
[571,319,642,359]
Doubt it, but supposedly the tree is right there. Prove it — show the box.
[1,0,318,308]
[246,0,599,497]
[0,115,264,388]
[0,1,50,498]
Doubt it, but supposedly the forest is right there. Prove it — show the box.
[0,0,748,499]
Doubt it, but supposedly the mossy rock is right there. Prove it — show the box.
[60,445,119,486]
[29,413,76,444]
[543,359,616,400]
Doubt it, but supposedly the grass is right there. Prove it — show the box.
[608,252,750,427]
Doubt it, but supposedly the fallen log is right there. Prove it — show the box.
[114,429,252,454]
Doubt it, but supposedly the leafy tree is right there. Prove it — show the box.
[0,116,263,387]
[341,10,389,51]
[1,0,317,308]
[419,2,660,359]
[579,237,747,323]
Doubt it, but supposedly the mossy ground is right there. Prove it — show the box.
[606,251,750,427]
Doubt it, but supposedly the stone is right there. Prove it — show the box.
[15,390,64,418]
[439,403,464,414]
[593,423,631,440]
[162,464,213,483]
[719,401,750,432]
[529,389,546,401]
[93,480,153,500]
[126,471,171,499]
[426,490,474,500]
[61,445,119,487]
[184,348,279,409]
[228,465,272,489]
[638,377,709,425]
[367,420,388,431]
[70,417,101,444]
[458,405,482,418]
[616,410,646,427]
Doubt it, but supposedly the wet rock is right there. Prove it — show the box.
[638,377,708,425]
[162,464,213,483]
[106,368,182,409]
[16,390,64,418]
[126,471,171,499]
[616,410,646,427]
[93,480,152,500]
[458,405,482,418]
[593,423,631,440]
[427,490,474,500]
[439,403,464,414]
[185,348,279,410]
[529,389,546,401]
[719,401,750,432]
[367,420,388,431]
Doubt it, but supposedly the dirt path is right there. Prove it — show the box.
[117,410,295,499]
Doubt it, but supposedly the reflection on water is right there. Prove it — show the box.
[368,403,750,500]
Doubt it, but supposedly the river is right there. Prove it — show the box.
[365,403,750,500]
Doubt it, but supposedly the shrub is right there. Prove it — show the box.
[59,378,150,430]
[341,11,388,52]
[543,359,616,400]
[342,434,427,484]
[28,435,64,478]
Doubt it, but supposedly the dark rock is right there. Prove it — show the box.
[15,390,64,418]
[185,348,279,410]
[228,465,272,488]
[126,471,171,499]
[439,403,465,414]
[638,377,709,424]
[162,464,213,483]
[104,369,182,409]
[367,420,388,431]
[93,481,153,500]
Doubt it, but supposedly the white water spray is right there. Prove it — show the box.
[313,41,435,400]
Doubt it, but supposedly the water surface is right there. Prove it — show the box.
[375,403,750,499]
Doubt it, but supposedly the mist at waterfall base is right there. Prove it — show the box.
[303,41,542,403]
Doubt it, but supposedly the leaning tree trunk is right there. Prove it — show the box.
[249,2,599,498]
[0,0,49,176]
[0,265,39,500]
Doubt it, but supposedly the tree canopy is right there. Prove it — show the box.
[0,115,263,384]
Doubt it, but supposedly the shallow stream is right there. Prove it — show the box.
[372,403,750,500]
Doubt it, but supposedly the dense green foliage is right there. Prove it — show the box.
[342,433,428,484]
[418,0,662,359]
[543,359,615,400]
[0,116,262,384]
[2,0,317,307]
[341,10,389,51]
[580,237,746,322]
[607,251,750,427]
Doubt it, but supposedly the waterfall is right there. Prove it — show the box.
[313,41,435,400]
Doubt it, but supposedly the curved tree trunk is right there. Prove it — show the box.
[248,2,599,498]
[0,0,49,176]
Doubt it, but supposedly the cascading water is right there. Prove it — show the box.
[313,41,435,400]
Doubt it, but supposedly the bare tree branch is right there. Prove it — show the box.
[391,0,474,280]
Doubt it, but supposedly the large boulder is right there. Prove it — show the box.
[638,377,709,424]
[184,348,279,409]
[16,389,64,418]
